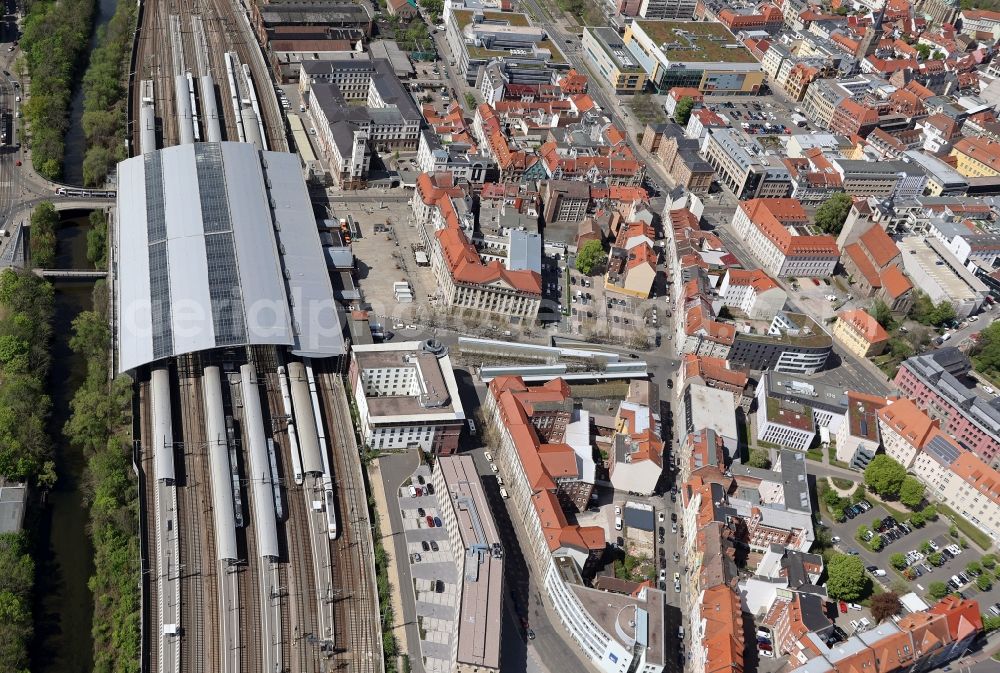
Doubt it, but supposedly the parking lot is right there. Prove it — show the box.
[561,264,664,347]
[823,501,1000,612]
[337,201,440,325]
[395,464,461,673]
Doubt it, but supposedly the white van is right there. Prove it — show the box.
[500,487,509,499]
[408,486,417,498]
[614,516,623,531]
[496,475,504,486]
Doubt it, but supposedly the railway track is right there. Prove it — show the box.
[231,368,264,673]
[317,368,382,673]
[139,382,161,673]
[132,0,287,152]
[264,372,322,673]
[176,366,211,673]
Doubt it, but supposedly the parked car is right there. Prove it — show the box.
[430,540,439,552]
[433,516,442,527]
[421,540,430,552]
[426,515,435,527]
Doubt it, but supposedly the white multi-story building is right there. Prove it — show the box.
[755,383,816,451]
[348,341,466,454]
[834,391,887,469]
[912,431,1000,542]
[877,398,940,469]
[717,268,787,320]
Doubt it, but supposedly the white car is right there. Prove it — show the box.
[490,463,498,473]
[484,452,493,462]
[658,512,664,522]
[614,505,622,516]
[985,386,996,395]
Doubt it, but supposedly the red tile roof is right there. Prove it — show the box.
[877,398,939,449]
[741,199,840,257]
[725,268,779,293]
[880,265,913,299]
[838,308,889,344]
[858,224,900,268]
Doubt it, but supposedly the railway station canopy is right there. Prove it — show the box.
[115,142,345,372]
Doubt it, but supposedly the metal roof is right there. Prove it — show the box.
[115,143,344,372]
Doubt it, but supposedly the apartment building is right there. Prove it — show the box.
[543,180,591,223]
[484,376,666,673]
[582,27,648,94]
[432,456,504,672]
[717,268,786,320]
[878,397,942,469]
[416,130,494,185]
[609,384,664,496]
[950,137,1000,178]
[348,341,466,454]
[702,129,793,199]
[913,431,1000,542]
[732,199,839,278]
[416,173,543,323]
[681,354,749,401]
[832,309,889,359]
[960,9,1000,37]
[683,382,739,458]
[785,596,982,673]
[894,349,1000,466]
[834,391,888,469]
[640,123,714,194]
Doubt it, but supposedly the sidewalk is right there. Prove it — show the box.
[367,458,413,667]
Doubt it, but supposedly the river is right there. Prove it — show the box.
[33,212,97,673]
[62,0,120,185]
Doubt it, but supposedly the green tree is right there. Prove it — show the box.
[928,581,950,599]
[967,560,983,575]
[871,299,893,329]
[889,552,908,570]
[928,552,943,566]
[29,201,59,269]
[972,321,1000,383]
[899,476,925,509]
[747,448,771,469]
[864,455,907,498]
[983,554,997,570]
[922,505,938,520]
[984,615,1000,633]
[870,592,901,623]
[86,210,108,268]
[815,192,853,235]
[978,574,993,591]
[920,541,934,555]
[674,96,696,126]
[910,290,957,327]
[915,43,931,59]
[870,535,884,552]
[464,92,476,110]
[575,240,606,275]
[826,553,867,600]
[911,510,926,527]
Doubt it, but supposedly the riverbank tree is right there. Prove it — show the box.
[0,269,55,484]
[29,201,58,268]
[87,210,108,268]
[81,0,136,186]
[64,282,139,673]
[0,532,34,673]
[20,0,96,179]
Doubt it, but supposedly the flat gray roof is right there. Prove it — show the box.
[0,481,26,534]
[438,456,503,670]
[115,143,344,372]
